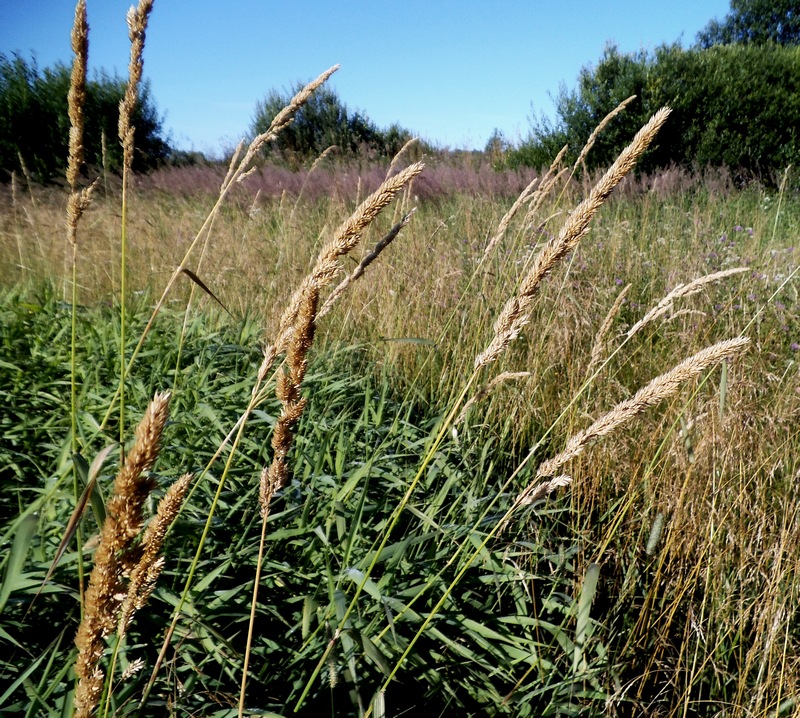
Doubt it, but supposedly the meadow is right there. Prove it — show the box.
[1,5,800,716]
[2,145,800,716]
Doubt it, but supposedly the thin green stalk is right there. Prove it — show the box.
[70,244,85,611]
[119,175,128,457]
[140,368,274,707]
[238,506,270,717]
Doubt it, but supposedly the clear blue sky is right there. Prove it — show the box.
[1,1,731,156]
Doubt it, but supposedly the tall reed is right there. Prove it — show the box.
[117,0,154,453]
[65,0,94,611]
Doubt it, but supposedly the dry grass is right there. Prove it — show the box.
[73,392,173,718]
[475,108,672,369]
[2,7,800,712]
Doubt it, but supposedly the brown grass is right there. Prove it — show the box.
[73,392,171,718]
[475,107,672,369]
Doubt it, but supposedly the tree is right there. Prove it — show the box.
[507,42,800,176]
[0,53,170,181]
[250,82,412,165]
[697,0,800,47]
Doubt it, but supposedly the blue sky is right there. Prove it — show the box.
[1,1,731,156]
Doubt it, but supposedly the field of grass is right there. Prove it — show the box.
[2,147,800,716]
[1,5,800,715]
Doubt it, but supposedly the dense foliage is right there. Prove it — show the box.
[697,0,800,47]
[251,82,415,166]
[0,54,170,181]
[506,42,800,176]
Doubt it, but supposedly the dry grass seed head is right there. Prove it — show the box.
[533,337,749,481]
[74,391,171,718]
[66,0,94,245]
[572,95,637,173]
[475,107,671,369]
[626,266,748,339]
[119,0,154,169]
[67,0,88,190]
[118,472,193,634]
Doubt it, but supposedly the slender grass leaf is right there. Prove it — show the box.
[573,562,601,673]
[179,267,235,319]
[0,513,37,614]
[361,633,391,676]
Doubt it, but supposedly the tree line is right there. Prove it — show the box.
[497,0,800,176]
[0,54,169,181]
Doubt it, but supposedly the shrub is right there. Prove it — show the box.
[508,42,800,177]
[0,53,170,181]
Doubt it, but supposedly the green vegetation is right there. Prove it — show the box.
[0,54,169,180]
[506,1,800,176]
[697,0,800,47]
[506,42,800,175]
[2,158,800,715]
[250,82,416,166]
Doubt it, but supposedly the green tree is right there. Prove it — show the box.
[0,53,170,181]
[251,82,412,165]
[508,42,800,176]
[697,0,800,47]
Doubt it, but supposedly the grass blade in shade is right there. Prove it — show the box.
[0,514,37,615]
[573,562,601,674]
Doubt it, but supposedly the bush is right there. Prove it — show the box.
[0,53,170,181]
[251,82,414,166]
[508,42,800,177]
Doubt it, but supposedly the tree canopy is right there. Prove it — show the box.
[0,53,170,181]
[697,0,800,47]
[250,82,414,166]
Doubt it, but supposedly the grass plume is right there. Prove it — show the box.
[476,107,672,369]
[73,392,171,718]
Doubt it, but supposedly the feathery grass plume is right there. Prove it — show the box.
[259,284,318,516]
[73,392,171,718]
[256,162,424,384]
[626,267,748,339]
[65,0,95,612]
[455,371,532,425]
[242,163,424,714]
[572,95,637,175]
[517,337,749,503]
[482,175,541,259]
[318,209,416,320]
[235,66,340,180]
[66,0,95,247]
[475,108,672,370]
[586,282,632,377]
[118,472,193,635]
[118,0,153,171]
[385,136,419,180]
